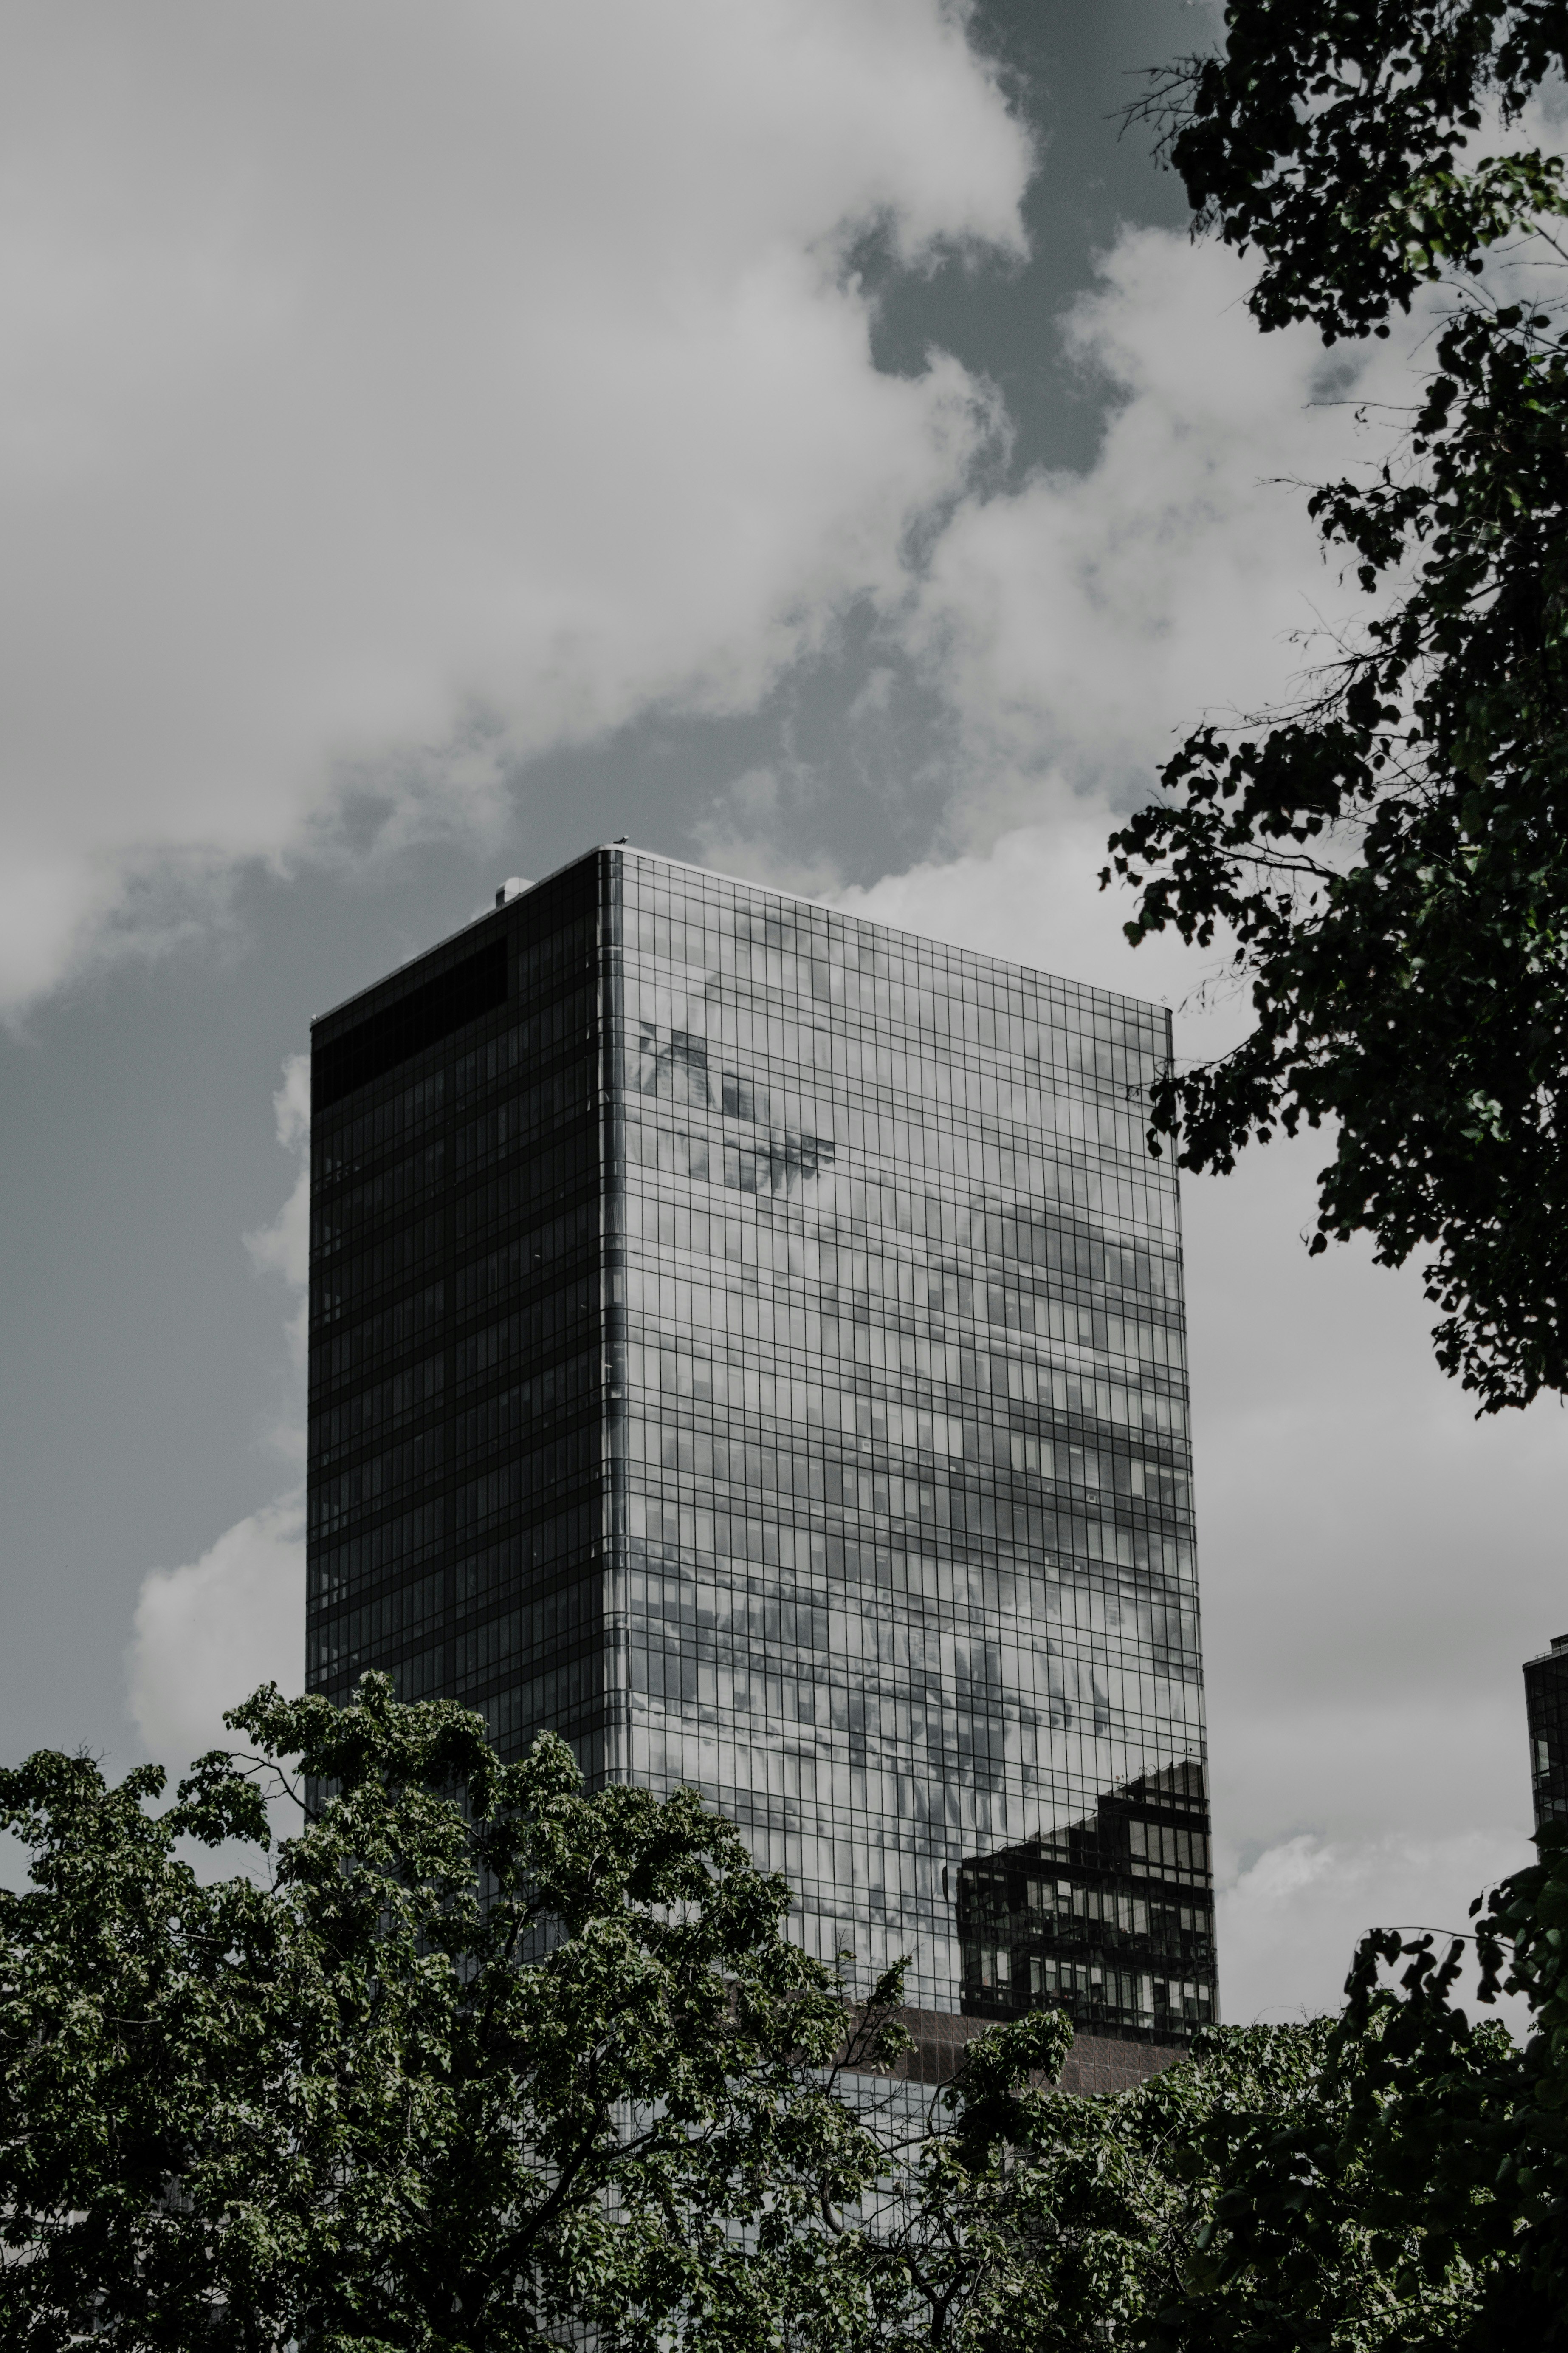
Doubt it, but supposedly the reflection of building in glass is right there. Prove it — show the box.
[1524,1634,1568,1830]
[306,845,1211,2072]
[958,1761,1216,2047]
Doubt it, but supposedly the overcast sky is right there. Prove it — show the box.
[2,0,1559,2025]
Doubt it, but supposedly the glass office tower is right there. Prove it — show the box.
[307,845,1213,2077]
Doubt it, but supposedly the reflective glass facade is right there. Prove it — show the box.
[957,1762,1215,2043]
[307,845,1213,2035]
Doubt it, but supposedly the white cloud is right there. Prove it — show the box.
[906,227,1404,836]
[0,0,1027,1015]
[244,1052,312,1461]
[709,224,1410,897]
[127,1054,313,1770]
[832,811,1237,1014]
[125,1494,305,1767]
[244,1054,310,1292]
[1182,1135,1562,2033]
[1218,1828,1533,2030]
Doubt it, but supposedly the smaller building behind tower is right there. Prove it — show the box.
[1525,1633,1568,1831]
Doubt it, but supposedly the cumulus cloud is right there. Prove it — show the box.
[701,222,1413,890]
[0,0,1027,1014]
[907,226,1404,836]
[1218,1827,1532,2028]
[1183,1132,1561,1971]
[244,1052,312,1459]
[123,1053,313,1769]
[125,1494,305,1767]
[833,812,1233,1011]
[245,1054,310,1292]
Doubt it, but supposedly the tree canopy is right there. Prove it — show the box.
[3,1678,1567,2347]
[846,1826,1568,2351]
[0,1676,898,2353]
[1108,0,1568,1409]
[1168,1824,1568,2349]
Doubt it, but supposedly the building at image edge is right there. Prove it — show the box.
[1526,1632,1568,1832]
[305,844,1216,2089]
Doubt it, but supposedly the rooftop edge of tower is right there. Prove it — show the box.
[310,839,1176,1042]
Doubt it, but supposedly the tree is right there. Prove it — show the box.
[1159,1825,1568,2350]
[825,2011,1486,2353]
[0,1674,898,2353]
[837,1836,1568,2350]
[1106,2,1568,1409]
[10,1668,1543,2350]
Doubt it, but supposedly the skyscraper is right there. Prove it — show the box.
[307,844,1215,2089]
[1525,1633,1568,1831]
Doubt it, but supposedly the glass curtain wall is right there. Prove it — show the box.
[605,849,1206,2018]
[306,860,614,1780]
[305,844,1212,2039]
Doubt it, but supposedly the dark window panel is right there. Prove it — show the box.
[313,938,509,1113]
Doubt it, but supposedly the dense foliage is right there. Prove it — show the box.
[851,1830,1568,2351]
[0,1676,895,2352]
[5,1679,1566,2347]
[1108,1,1568,1408]
[840,2014,1485,2352]
[1169,1825,1568,2350]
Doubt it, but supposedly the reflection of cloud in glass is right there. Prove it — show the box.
[637,1022,836,1195]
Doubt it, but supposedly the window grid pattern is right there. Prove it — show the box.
[304,846,1213,2041]
[305,863,614,1780]
[958,1761,1215,2040]
[604,851,1210,2022]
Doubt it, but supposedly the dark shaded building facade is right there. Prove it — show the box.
[1525,1634,1568,1831]
[307,845,1213,2059]
[957,1760,1215,2047]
